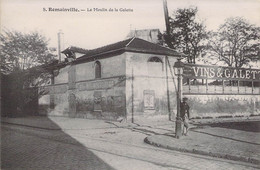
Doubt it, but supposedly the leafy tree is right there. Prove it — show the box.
[163,7,207,63]
[206,17,260,67]
[0,30,55,74]
[0,30,57,116]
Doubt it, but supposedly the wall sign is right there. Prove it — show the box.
[78,80,114,91]
[183,63,260,81]
[143,90,155,109]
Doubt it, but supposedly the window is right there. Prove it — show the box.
[95,61,101,78]
[147,57,164,75]
[148,57,162,63]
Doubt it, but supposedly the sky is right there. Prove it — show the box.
[1,0,260,51]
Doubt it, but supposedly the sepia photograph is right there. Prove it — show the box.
[1,0,260,169]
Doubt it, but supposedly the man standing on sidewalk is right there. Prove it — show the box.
[180,97,190,136]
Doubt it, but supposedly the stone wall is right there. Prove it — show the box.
[184,94,260,118]
[39,53,127,120]
[125,52,179,121]
[38,84,69,116]
[55,66,69,84]
[73,53,126,119]
[76,54,126,81]
[74,78,125,119]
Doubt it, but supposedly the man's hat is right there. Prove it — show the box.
[183,97,188,101]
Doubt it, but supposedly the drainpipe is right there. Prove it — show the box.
[165,56,171,120]
[131,67,134,123]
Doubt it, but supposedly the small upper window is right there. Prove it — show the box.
[95,61,101,78]
[148,57,162,63]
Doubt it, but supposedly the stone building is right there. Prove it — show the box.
[39,37,182,121]
[39,37,260,121]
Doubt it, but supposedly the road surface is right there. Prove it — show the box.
[1,122,259,170]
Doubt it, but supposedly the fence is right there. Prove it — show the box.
[183,78,260,95]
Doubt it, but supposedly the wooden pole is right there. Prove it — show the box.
[163,0,170,36]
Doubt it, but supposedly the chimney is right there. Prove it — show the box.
[57,30,64,62]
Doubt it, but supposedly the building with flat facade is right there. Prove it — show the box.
[39,37,182,121]
[39,37,260,121]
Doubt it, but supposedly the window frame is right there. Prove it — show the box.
[94,61,101,79]
[148,56,163,63]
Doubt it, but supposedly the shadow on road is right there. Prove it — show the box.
[1,116,115,170]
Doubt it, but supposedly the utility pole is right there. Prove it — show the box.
[174,59,184,139]
[163,0,170,36]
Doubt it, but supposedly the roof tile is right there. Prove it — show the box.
[76,37,183,61]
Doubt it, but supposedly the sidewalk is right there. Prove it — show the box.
[145,116,260,165]
[2,115,260,165]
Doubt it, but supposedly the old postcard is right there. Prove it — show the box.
[1,0,260,169]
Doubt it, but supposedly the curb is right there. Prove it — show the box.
[144,136,260,165]
[191,118,260,126]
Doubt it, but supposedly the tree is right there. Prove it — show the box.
[0,30,55,74]
[0,30,57,116]
[206,17,260,68]
[163,7,207,63]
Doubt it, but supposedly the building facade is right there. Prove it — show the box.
[39,37,260,121]
[39,37,181,121]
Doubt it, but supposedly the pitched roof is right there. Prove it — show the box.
[76,37,183,61]
[125,38,181,56]
[62,46,89,54]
